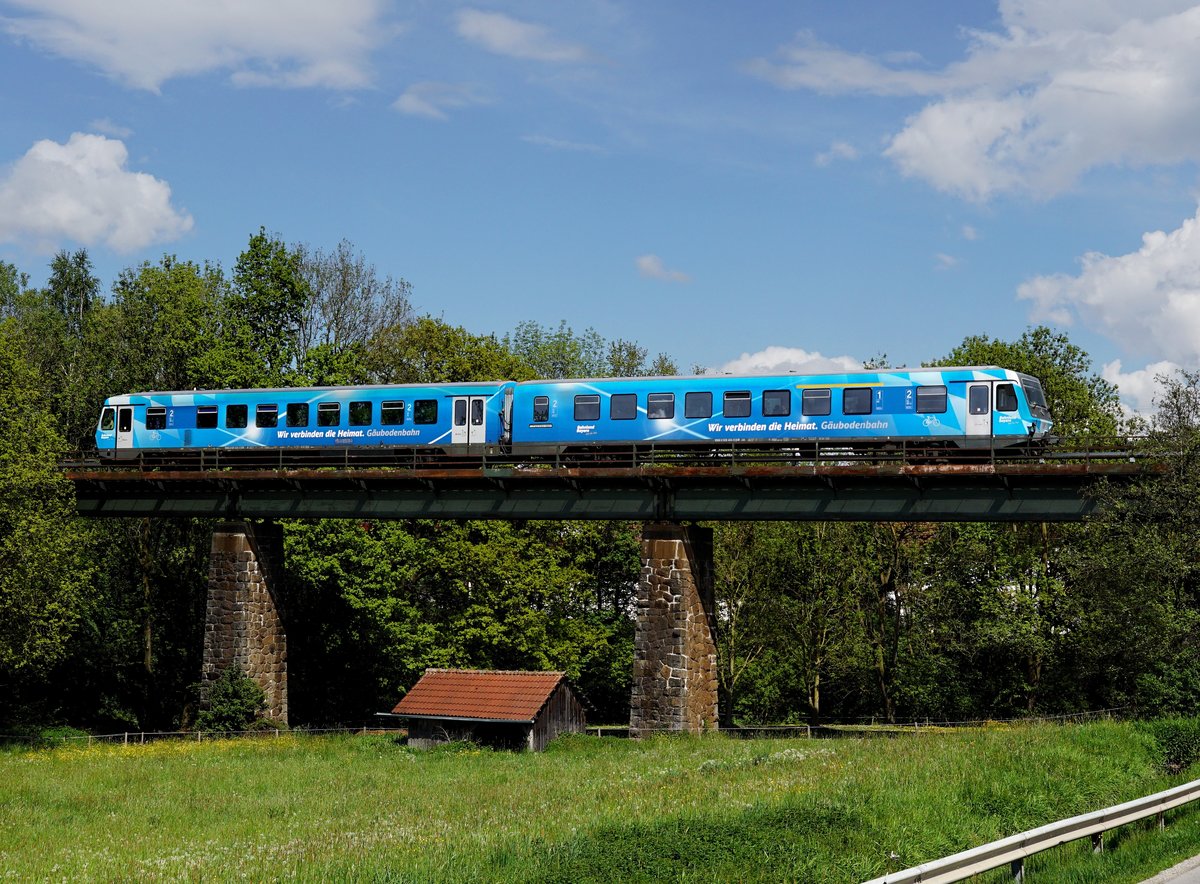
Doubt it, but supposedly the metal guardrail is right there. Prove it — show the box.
[864,777,1200,883]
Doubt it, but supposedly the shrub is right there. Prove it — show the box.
[195,669,266,733]
[36,726,90,747]
[1143,717,1200,773]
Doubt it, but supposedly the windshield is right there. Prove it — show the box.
[1019,375,1049,414]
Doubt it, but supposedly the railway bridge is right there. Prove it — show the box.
[65,450,1156,734]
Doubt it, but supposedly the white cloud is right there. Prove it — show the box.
[718,346,862,375]
[746,30,946,96]
[1018,205,1200,365]
[0,133,193,253]
[522,134,605,154]
[747,2,1200,198]
[88,118,132,139]
[455,9,591,63]
[962,224,979,241]
[935,252,960,270]
[393,82,487,121]
[814,140,859,167]
[0,0,387,91]
[1103,358,1180,415]
[635,254,690,283]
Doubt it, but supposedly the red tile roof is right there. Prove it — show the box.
[392,669,569,722]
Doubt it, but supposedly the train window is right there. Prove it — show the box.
[762,390,790,417]
[724,391,751,418]
[257,404,278,428]
[648,393,675,420]
[196,406,218,429]
[146,407,167,430]
[350,401,372,426]
[381,401,405,425]
[226,404,247,429]
[286,403,309,427]
[843,388,872,415]
[574,395,600,421]
[532,396,549,423]
[472,399,485,426]
[611,393,637,420]
[685,391,712,419]
[916,385,947,414]
[969,385,990,415]
[100,408,114,431]
[996,383,1018,412]
[454,399,467,427]
[318,402,340,427]
[802,389,831,416]
[414,400,438,424]
[118,409,132,433]
[1021,377,1048,411]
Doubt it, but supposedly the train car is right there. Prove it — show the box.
[509,366,1052,453]
[95,366,1053,463]
[95,382,512,460]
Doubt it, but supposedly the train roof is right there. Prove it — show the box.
[108,380,509,398]
[105,366,1034,401]
[511,365,1021,385]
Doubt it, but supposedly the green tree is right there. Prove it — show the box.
[0,260,29,320]
[369,316,533,383]
[192,228,309,388]
[713,522,774,723]
[104,255,225,393]
[296,239,412,357]
[45,249,101,339]
[505,320,608,379]
[1062,368,1200,715]
[713,521,863,725]
[606,338,679,377]
[850,522,929,723]
[917,522,1074,716]
[4,250,105,449]
[44,515,212,732]
[293,239,413,386]
[0,325,94,710]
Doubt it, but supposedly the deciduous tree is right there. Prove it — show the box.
[0,325,93,710]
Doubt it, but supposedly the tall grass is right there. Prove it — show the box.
[0,722,1196,882]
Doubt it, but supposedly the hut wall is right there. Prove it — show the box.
[407,718,534,750]
[531,682,587,751]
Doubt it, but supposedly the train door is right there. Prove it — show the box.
[116,406,134,451]
[965,383,992,443]
[451,396,488,448]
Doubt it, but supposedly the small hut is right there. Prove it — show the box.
[392,669,586,751]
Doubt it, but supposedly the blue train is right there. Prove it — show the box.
[94,366,1053,461]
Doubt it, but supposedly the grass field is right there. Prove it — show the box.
[2,722,1199,882]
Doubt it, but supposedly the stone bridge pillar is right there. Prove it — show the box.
[630,523,719,736]
[201,521,288,724]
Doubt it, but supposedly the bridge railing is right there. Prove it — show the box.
[863,776,1200,883]
[63,436,1156,474]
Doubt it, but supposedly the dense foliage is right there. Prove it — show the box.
[1,235,1198,733]
[194,667,267,732]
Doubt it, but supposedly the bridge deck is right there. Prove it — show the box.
[66,460,1151,522]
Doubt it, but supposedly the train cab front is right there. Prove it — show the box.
[1019,374,1055,444]
[95,398,139,460]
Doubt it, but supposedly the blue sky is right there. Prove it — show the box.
[2,1,1199,411]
